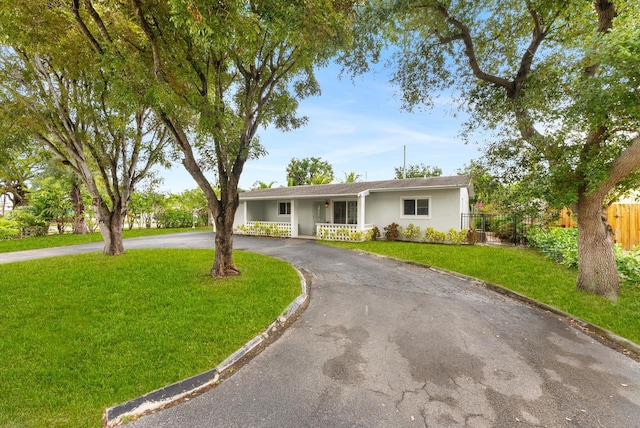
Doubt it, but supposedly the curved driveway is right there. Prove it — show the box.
[3,232,640,427]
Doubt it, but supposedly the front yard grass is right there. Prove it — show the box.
[327,241,640,346]
[0,227,211,253]
[0,249,301,428]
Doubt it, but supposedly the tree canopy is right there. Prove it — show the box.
[67,0,356,276]
[394,163,442,179]
[286,157,335,186]
[1,0,357,273]
[348,0,640,300]
[0,16,172,253]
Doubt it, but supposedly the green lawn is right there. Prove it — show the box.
[0,227,211,253]
[327,240,640,345]
[0,249,301,427]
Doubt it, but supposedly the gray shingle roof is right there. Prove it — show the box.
[239,175,473,200]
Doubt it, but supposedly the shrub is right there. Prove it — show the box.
[0,216,20,240]
[156,208,201,228]
[446,228,468,245]
[370,226,380,241]
[349,231,367,241]
[527,226,640,287]
[402,223,421,241]
[423,227,446,243]
[6,208,49,237]
[615,246,640,287]
[527,227,578,267]
[384,222,401,241]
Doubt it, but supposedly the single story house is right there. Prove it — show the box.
[234,175,473,240]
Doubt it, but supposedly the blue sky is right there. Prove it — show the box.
[156,62,483,193]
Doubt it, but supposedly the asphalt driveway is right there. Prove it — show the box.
[3,232,639,427]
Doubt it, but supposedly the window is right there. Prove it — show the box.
[278,202,291,216]
[402,197,430,217]
[333,200,357,224]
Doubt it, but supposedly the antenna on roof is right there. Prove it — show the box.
[403,145,407,179]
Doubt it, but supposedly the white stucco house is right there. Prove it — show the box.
[233,175,473,240]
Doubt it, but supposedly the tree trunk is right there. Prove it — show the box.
[95,200,125,255]
[211,194,240,277]
[575,193,619,301]
[70,183,88,234]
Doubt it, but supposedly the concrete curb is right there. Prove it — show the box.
[103,267,309,427]
[359,250,640,360]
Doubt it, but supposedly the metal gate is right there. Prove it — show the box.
[461,213,533,245]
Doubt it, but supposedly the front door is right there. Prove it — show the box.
[312,201,325,234]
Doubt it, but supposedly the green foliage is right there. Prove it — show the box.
[156,208,203,229]
[251,181,277,190]
[348,0,640,297]
[383,222,401,241]
[394,163,442,179]
[0,216,20,240]
[29,178,73,234]
[527,227,640,288]
[286,157,335,186]
[6,207,48,237]
[401,223,421,241]
[446,228,468,245]
[423,227,446,243]
[129,190,168,229]
[0,131,45,209]
[527,227,579,267]
[341,171,362,183]
[615,246,640,288]
[2,0,357,266]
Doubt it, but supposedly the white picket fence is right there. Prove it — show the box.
[316,223,373,242]
[236,221,292,237]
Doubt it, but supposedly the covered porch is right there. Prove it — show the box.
[234,193,374,241]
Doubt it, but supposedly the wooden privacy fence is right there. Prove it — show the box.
[558,204,640,250]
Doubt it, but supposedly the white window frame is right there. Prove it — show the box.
[400,196,431,219]
[278,201,291,216]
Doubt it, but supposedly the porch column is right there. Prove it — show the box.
[357,191,369,231]
[290,199,298,237]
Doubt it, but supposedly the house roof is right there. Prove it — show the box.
[239,175,473,200]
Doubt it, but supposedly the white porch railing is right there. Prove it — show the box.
[316,223,374,241]
[235,221,292,238]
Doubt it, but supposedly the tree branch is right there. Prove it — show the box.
[434,4,511,90]
[130,0,166,83]
[71,0,104,55]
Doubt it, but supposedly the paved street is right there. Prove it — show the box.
[3,232,640,427]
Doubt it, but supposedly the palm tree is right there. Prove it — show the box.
[251,181,277,190]
[342,171,362,183]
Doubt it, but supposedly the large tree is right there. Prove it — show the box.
[349,0,640,300]
[68,0,355,276]
[286,157,335,186]
[0,124,46,210]
[0,38,172,253]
